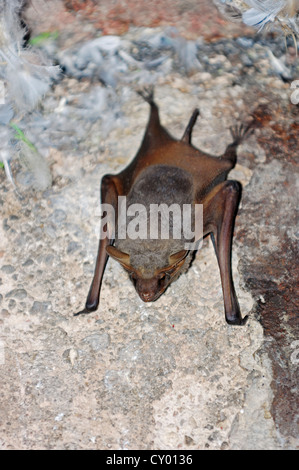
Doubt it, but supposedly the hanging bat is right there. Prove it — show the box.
[75,89,253,324]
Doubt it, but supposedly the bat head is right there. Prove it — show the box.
[106,245,189,302]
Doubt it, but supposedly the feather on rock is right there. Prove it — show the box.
[214,0,299,35]
[0,0,60,112]
[0,0,59,187]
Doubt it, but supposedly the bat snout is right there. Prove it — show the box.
[135,277,162,303]
[139,292,156,302]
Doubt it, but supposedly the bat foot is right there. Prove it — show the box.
[137,85,154,104]
[229,122,255,146]
[226,314,248,326]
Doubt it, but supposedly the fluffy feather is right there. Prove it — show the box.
[5,50,60,112]
[0,0,60,112]
[0,0,60,186]
[243,0,291,28]
[0,124,16,187]
[0,0,25,47]
[214,0,299,35]
[17,139,52,191]
[214,1,243,22]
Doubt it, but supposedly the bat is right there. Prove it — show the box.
[75,88,253,325]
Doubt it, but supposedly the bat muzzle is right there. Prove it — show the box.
[136,278,162,303]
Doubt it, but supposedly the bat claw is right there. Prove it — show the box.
[226,314,249,326]
[137,85,154,104]
[181,108,200,143]
[73,310,87,316]
[229,121,255,146]
[74,307,94,316]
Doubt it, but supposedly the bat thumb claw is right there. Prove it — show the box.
[73,307,93,316]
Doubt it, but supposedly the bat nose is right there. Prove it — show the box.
[139,292,155,302]
[136,278,159,302]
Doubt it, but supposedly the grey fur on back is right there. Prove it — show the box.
[115,165,195,276]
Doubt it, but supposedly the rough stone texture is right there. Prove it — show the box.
[25,0,254,40]
[0,0,298,451]
[236,102,299,444]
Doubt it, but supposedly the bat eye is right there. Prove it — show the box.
[158,273,170,282]
[129,272,137,283]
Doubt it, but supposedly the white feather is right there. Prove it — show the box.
[0,0,60,112]
[0,0,25,47]
[1,150,15,187]
[243,1,286,27]
[214,1,243,23]
[0,0,59,187]
[243,9,274,27]
[215,0,299,34]
[5,53,60,111]
[267,49,292,79]
[17,140,52,191]
[0,125,16,186]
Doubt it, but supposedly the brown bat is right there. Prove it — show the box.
[75,89,253,324]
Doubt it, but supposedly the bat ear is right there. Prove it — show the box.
[156,249,188,276]
[168,250,188,266]
[106,245,131,268]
